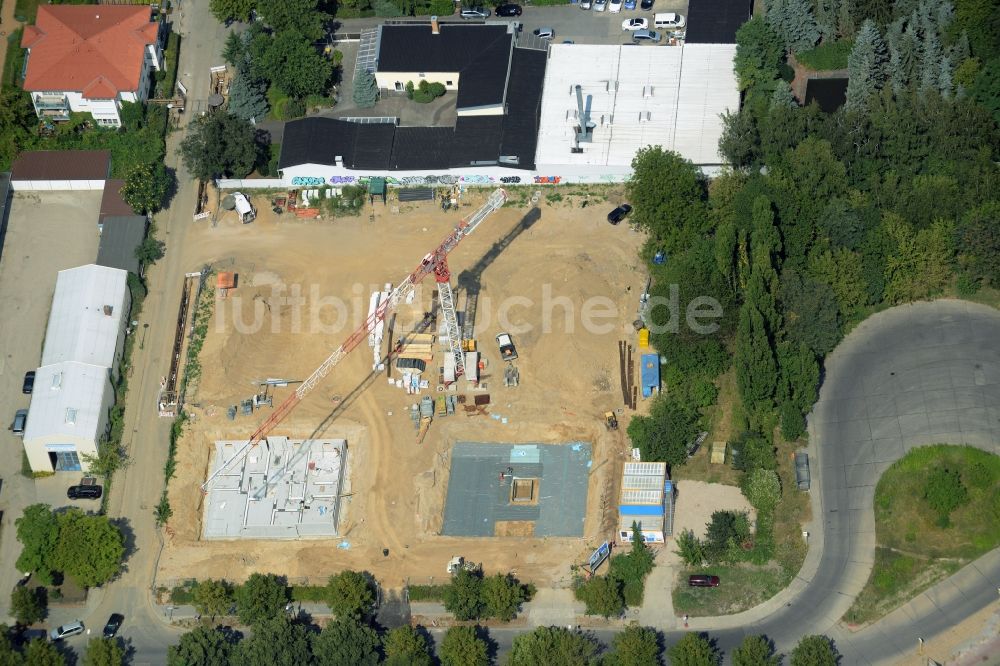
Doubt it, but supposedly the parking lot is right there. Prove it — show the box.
[0,190,103,620]
[509,0,690,44]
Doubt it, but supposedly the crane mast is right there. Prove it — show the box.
[200,188,507,492]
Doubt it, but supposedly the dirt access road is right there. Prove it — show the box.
[157,187,651,588]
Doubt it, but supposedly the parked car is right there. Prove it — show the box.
[102,614,124,639]
[67,484,103,500]
[688,575,720,587]
[11,409,27,436]
[562,39,576,44]
[496,3,522,16]
[579,0,592,8]
[496,333,518,361]
[594,0,607,11]
[460,7,490,18]
[607,203,633,224]
[22,371,35,394]
[624,0,637,8]
[50,621,84,641]
[532,27,555,39]
[640,0,654,8]
[632,29,662,43]
[795,451,811,491]
[609,0,623,12]
[622,17,648,30]
[653,11,685,28]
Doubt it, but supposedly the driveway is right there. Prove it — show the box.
[695,300,1000,663]
[0,191,102,621]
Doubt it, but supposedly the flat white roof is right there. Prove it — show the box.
[41,264,129,368]
[23,361,111,443]
[535,43,738,168]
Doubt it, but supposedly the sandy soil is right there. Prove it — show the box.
[158,187,657,588]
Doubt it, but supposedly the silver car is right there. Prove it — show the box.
[632,29,662,43]
[50,620,84,641]
[594,0,607,11]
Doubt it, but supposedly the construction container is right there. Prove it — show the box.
[436,395,447,416]
[638,328,650,349]
[641,353,660,398]
[465,352,479,382]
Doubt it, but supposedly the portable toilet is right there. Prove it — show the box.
[638,328,650,349]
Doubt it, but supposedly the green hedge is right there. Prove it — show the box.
[407,584,449,601]
[2,28,25,87]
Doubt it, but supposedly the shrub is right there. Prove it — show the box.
[283,98,306,120]
[924,467,970,524]
[575,574,624,617]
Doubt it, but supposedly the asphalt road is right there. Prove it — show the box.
[697,300,1000,663]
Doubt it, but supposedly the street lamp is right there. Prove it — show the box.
[141,323,149,350]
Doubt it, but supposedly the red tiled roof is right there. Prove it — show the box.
[21,6,158,100]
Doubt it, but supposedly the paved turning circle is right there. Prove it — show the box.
[711,300,1000,663]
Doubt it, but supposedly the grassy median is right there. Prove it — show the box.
[845,444,1000,624]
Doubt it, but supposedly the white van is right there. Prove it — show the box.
[653,12,685,29]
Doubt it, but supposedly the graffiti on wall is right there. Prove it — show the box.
[329,176,357,184]
[533,176,562,184]
[291,176,326,186]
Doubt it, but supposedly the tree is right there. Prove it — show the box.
[735,302,777,418]
[50,510,125,588]
[443,569,483,621]
[119,162,170,214]
[626,396,699,466]
[779,268,841,356]
[675,529,705,566]
[235,573,288,627]
[606,625,661,666]
[732,434,777,472]
[576,574,625,618]
[882,215,954,303]
[210,0,257,22]
[179,113,259,181]
[846,20,889,112]
[957,201,1000,288]
[766,0,820,52]
[135,236,166,266]
[0,625,20,666]
[925,467,970,523]
[353,69,379,108]
[734,17,784,93]
[741,469,781,513]
[193,580,233,620]
[480,573,526,621]
[23,640,64,666]
[790,635,838,666]
[704,511,751,562]
[167,626,234,666]
[83,637,125,666]
[667,633,719,666]
[312,616,381,666]
[732,635,780,666]
[15,504,61,585]
[227,69,269,122]
[10,586,46,626]
[626,147,708,252]
[325,571,376,620]
[256,0,328,40]
[259,29,333,99]
[236,615,312,666]
[508,626,599,666]
[439,626,490,666]
[0,88,35,172]
[383,626,432,666]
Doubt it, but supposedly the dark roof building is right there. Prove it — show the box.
[10,150,111,182]
[684,0,752,44]
[96,215,147,275]
[99,179,134,222]
[376,24,513,111]
[280,33,546,174]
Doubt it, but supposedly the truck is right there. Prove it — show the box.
[447,556,480,574]
[496,333,518,361]
[795,451,811,491]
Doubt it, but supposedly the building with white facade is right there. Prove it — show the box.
[22,264,131,472]
[20,5,162,127]
[617,462,674,544]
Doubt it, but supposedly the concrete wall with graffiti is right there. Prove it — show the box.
[220,162,728,190]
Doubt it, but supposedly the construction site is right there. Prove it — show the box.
[158,186,654,587]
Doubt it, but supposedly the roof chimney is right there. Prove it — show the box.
[431,16,439,34]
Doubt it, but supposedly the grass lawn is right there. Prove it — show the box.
[267,85,290,120]
[13,0,42,22]
[796,39,853,70]
[673,563,790,616]
[673,369,743,486]
[844,445,1000,624]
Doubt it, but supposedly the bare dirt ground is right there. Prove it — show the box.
[158,187,652,588]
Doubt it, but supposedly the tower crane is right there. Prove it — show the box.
[200,188,508,492]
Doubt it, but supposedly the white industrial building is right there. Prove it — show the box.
[618,461,674,544]
[22,264,131,472]
[534,43,739,175]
